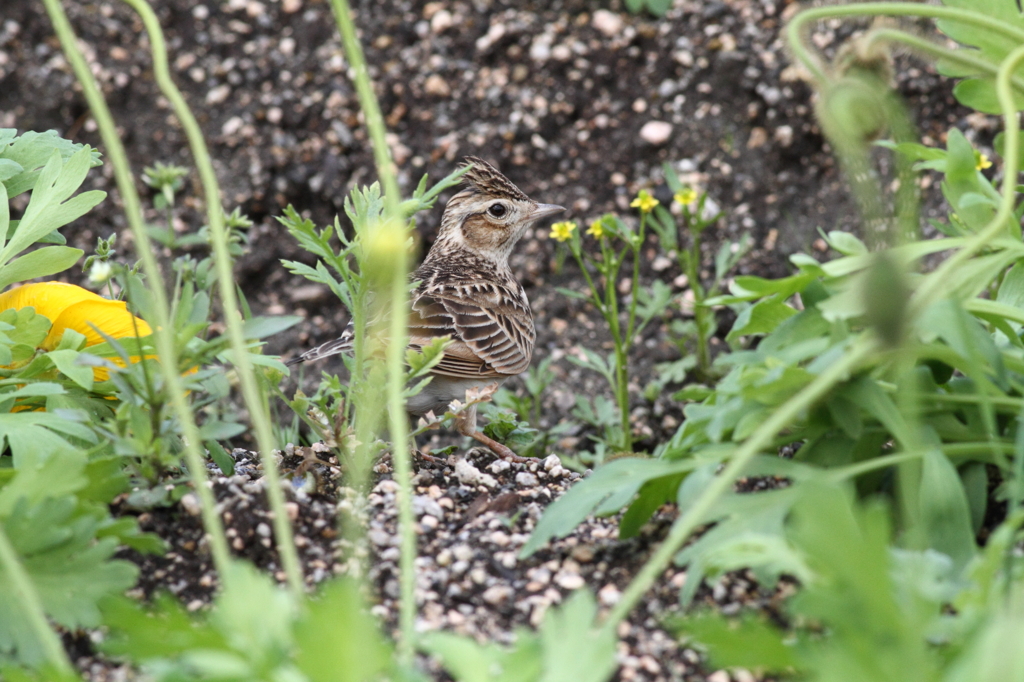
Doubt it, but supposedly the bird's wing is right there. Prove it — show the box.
[409,284,534,379]
[286,283,535,378]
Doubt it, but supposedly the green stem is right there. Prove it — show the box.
[602,335,876,630]
[864,28,1024,99]
[572,247,605,317]
[685,226,710,375]
[117,0,304,599]
[603,245,631,451]
[41,0,232,579]
[625,214,647,342]
[787,3,1024,87]
[0,524,76,675]
[326,0,415,663]
[829,450,921,482]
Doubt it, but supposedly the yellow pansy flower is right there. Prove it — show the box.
[0,282,153,380]
[630,190,659,213]
[549,221,577,242]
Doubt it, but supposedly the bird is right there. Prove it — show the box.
[287,157,565,462]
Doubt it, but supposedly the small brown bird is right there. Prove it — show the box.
[288,158,564,461]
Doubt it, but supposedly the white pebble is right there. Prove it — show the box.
[598,583,621,606]
[774,124,794,147]
[592,9,623,37]
[515,472,539,487]
[206,84,231,105]
[489,459,511,474]
[482,585,514,604]
[555,571,585,590]
[455,459,497,488]
[179,493,201,516]
[430,10,453,33]
[640,120,673,145]
[221,116,244,136]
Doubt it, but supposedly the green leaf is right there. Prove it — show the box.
[521,458,696,557]
[206,440,235,476]
[0,129,101,198]
[538,590,616,682]
[825,231,868,256]
[554,286,590,301]
[241,315,303,340]
[935,0,1024,112]
[919,443,977,573]
[0,246,83,290]
[0,412,96,467]
[0,147,105,270]
[939,129,1001,234]
[421,631,541,682]
[421,590,613,682]
[198,421,246,441]
[677,612,797,671]
[101,593,230,660]
[0,450,138,665]
[294,578,393,682]
[44,349,93,391]
[727,294,797,342]
[0,307,50,352]
[786,483,939,681]
[676,482,810,605]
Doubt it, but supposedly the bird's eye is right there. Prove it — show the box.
[488,203,508,218]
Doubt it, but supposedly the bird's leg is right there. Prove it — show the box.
[454,404,530,463]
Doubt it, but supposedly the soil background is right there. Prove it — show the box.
[0,0,998,680]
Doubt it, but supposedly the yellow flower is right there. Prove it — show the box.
[549,221,577,242]
[630,189,659,214]
[0,282,153,380]
[674,188,698,206]
[975,151,992,171]
[586,220,605,239]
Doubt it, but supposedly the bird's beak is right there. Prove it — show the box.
[531,203,566,221]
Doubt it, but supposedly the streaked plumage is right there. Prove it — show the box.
[288,157,564,461]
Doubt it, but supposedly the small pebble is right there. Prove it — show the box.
[455,459,498,488]
[515,472,539,487]
[179,493,201,516]
[592,9,623,37]
[555,571,585,590]
[598,583,622,606]
[482,585,514,604]
[640,120,673,145]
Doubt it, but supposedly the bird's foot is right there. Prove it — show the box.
[467,430,530,463]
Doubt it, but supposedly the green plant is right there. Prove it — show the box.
[517,2,1024,666]
[622,0,670,18]
[553,196,674,454]
[482,358,577,459]
[647,168,749,382]
[678,488,1024,682]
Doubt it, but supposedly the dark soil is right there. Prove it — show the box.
[0,0,998,679]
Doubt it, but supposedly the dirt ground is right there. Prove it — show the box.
[0,0,995,679]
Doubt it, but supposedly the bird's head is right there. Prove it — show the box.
[431,157,564,264]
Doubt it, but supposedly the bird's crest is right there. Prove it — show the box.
[460,157,529,201]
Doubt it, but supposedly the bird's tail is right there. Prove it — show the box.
[285,335,352,366]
